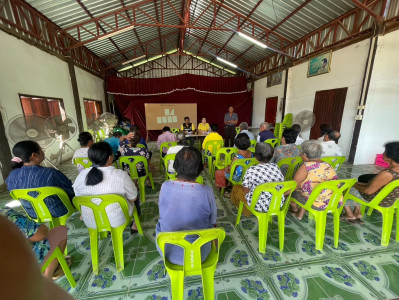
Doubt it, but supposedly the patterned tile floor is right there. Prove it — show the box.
[1,143,398,300]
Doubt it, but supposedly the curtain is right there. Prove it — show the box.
[107,74,253,140]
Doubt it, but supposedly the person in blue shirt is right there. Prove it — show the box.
[104,131,123,156]
[6,140,74,218]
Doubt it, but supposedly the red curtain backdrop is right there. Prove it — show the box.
[107,74,253,140]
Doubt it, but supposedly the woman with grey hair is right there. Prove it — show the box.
[166,131,189,173]
[290,140,339,220]
[231,143,285,215]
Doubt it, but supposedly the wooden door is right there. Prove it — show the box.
[309,88,348,140]
[265,96,278,126]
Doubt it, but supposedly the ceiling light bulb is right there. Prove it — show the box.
[216,57,237,68]
[237,32,268,49]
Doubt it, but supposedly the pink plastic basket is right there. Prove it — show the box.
[375,154,389,168]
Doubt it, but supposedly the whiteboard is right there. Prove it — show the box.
[144,103,197,130]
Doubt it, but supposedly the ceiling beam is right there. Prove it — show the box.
[178,0,191,51]
[351,0,384,20]
[197,0,224,54]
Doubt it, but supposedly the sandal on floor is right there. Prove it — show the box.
[224,191,231,198]
[340,216,356,223]
[356,216,364,223]
[52,256,72,280]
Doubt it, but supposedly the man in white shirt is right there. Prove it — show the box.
[236,122,255,142]
[321,131,343,157]
[317,124,332,142]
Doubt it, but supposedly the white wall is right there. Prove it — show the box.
[252,71,285,127]
[0,30,104,184]
[355,30,399,164]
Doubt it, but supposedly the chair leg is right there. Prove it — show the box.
[169,270,185,300]
[367,208,374,216]
[100,231,108,239]
[381,210,394,247]
[333,212,340,249]
[139,178,145,203]
[149,172,155,189]
[235,202,244,226]
[277,213,285,252]
[314,213,327,251]
[133,208,143,235]
[258,215,269,254]
[361,205,367,218]
[202,265,217,300]
[56,248,77,288]
[396,208,399,243]
[220,188,225,196]
[89,229,99,275]
[110,229,125,272]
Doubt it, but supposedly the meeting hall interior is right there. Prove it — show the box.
[1,0,399,299]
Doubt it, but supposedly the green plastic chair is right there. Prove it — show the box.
[160,141,178,168]
[97,129,106,141]
[203,140,224,179]
[164,153,177,180]
[346,179,399,247]
[73,194,143,274]
[277,156,303,181]
[10,187,76,229]
[213,147,238,172]
[136,143,146,148]
[248,147,255,153]
[221,158,258,195]
[282,113,293,128]
[40,227,76,288]
[171,128,180,134]
[321,156,346,171]
[157,228,226,300]
[118,156,155,203]
[264,138,280,148]
[73,157,92,170]
[290,178,356,251]
[235,127,240,135]
[250,139,257,148]
[236,181,297,253]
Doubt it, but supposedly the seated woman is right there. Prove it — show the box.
[344,142,399,221]
[119,131,151,178]
[215,133,253,197]
[156,147,217,265]
[202,124,223,162]
[0,208,70,279]
[72,132,94,172]
[73,142,140,233]
[6,141,75,219]
[231,143,285,215]
[271,128,300,175]
[198,117,210,134]
[290,140,339,220]
[166,131,189,174]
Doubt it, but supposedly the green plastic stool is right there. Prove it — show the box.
[73,194,143,274]
[157,228,226,300]
[321,156,346,171]
[236,181,297,253]
[346,179,399,247]
[277,156,303,180]
[264,138,280,148]
[203,140,224,179]
[222,158,258,196]
[160,141,178,169]
[118,156,155,203]
[290,178,356,251]
[73,157,92,170]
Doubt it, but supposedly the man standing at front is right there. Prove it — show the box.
[224,106,238,147]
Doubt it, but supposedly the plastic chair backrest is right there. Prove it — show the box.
[306,179,357,211]
[235,127,240,135]
[228,158,258,185]
[73,157,92,169]
[204,140,224,156]
[214,147,238,167]
[250,181,297,213]
[164,153,177,180]
[367,179,399,207]
[264,138,280,148]
[248,147,255,153]
[118,156,149,180]
[157,228,225,275]
[171,128,180,134]
[136,143,146,148]
[10,187,75,225]
[321,156,346,171]
[160,142,178,156]
[72,194,130,231]
[250,140,257,148]
[277,156,303,180]
[282,113,293,128]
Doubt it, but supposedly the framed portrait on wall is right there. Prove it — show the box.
[266,71,283,88]
[307,51,332,77]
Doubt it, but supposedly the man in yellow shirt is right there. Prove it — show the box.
[202,124,223,155]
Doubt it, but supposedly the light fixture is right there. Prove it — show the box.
[98,25,135,41]
[216,57,237,68]
[122,55,146,65]
[133,60,149,67]
[165,49,178,55]
[147,55,163,62]
[237,32,268,49]
[118,65,133,72]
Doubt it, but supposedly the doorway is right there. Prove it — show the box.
[265,96,278,126]
[309,88,348,140]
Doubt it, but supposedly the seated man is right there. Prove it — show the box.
[236,122,255,141]
[321,130,343,157]
[257,122,275,143]
[181,117,196,146]
[157,126,176,157]
[317,124,332,142]
[292,124,304,146]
